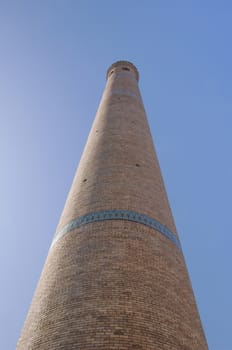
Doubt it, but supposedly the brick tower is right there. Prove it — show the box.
[17,61,208,349]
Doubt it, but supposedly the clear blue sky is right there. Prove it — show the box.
[1,1,231,349]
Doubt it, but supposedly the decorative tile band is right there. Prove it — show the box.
[51,210,181,251]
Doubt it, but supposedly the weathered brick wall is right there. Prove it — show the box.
[17,61,208,349]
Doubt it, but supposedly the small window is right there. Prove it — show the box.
[122,67,130,71]
[109,70,114,76]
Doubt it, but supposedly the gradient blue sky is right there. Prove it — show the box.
[1,1,231,349]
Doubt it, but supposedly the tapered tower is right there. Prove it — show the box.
[17,61,208,349]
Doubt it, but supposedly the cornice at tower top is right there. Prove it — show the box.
[106,60,139,81]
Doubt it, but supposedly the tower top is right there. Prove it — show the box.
[106,60,139,81]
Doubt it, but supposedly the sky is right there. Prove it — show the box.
[0,1,231,349]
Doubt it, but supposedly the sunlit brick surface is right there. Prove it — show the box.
[17,61,208,349]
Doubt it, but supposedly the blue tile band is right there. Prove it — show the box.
[51,210,181,251]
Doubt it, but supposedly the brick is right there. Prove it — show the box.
[17,61,208,349]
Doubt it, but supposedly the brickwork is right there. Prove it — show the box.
[17,61,208,349]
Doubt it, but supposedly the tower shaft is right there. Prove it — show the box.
[17,61,207,349]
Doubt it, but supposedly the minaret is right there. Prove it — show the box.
[17,61,208,349]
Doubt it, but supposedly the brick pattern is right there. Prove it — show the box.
[17,61,208,349]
